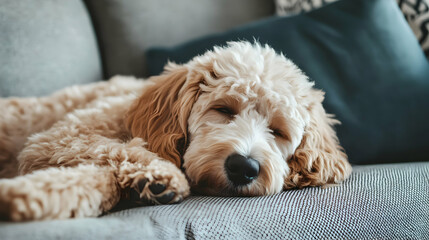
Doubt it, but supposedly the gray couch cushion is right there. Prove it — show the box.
[0,213,155,240]
[1,162,428,239]
[84,0,275,78]
[0,0,102,97]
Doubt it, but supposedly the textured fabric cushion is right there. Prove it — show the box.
[146,0,429,165]
[1,162,428,239]
[0,213,155,240]
[0,0,102,97]
[275,0,429,56]
[83,0,275,78]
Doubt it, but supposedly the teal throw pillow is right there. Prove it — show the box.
[146,0,429,165]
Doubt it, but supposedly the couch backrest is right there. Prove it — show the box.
[0,0,274,97]
[84,0,275,78]
[0,0,103,97]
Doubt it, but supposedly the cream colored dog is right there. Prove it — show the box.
[0,42,351,221]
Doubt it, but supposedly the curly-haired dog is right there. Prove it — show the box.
[0,42,351,221]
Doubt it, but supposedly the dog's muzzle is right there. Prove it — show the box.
[225,154,260,186]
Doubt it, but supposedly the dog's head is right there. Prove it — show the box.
[126,42,351,196]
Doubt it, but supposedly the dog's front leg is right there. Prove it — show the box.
[0,137,190,221]
[116,138,190,205]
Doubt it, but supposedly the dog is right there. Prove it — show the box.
[0,42,352,221]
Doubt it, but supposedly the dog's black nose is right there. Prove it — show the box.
[225,154,260,186]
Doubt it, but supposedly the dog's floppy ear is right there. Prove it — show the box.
[125,64,202,167]
[285,90,352,189]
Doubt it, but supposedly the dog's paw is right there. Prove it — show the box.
[131,180,181,204]
[125,159,190,205]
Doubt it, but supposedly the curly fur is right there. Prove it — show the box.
[0,42,351,221]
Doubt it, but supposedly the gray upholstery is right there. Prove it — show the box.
[0,212,155,240]
[1,162,428,239]
[84,0,275,78]
[0,0,102,97]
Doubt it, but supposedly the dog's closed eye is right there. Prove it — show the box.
[212,106,236,117]
[270,128,287,140]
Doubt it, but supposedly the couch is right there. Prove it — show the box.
[1,0,428,239]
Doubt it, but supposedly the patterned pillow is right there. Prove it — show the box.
[275,0,429,56]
